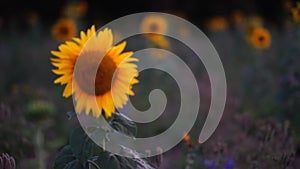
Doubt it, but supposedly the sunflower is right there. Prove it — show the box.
[51,25,139,118]
[140,14,170,50]
[248,27,271,49]
[63,1,88,18]
[51,19,77,41]
[147,34,170,50]
[291,2,300,22]
[206,16,228,32]
[140,14,168,34]
[231,10,244,25]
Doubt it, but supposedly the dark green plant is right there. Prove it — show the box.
[54,111,159,169]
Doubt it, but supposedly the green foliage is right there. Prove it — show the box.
[54,145,79,169]
[90,152,137,169]
[53,112,156,169]
[110,112,137,137]
[69,127,98,165]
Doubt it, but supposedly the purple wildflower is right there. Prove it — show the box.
[204,159,215,169]
[225,158,235,169]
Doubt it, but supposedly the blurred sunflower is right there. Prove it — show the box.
[51,19,77,41]
[248,27,271,49]
[140,14,170,50]
[291,2,300,22]
[147,34,170,50]
[206,16,228,31]
[140,14,168,34]
[231,10,244,25]
[51,26,139,118]
[63,0,88,18]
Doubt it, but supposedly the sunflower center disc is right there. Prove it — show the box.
[59,26,69,35]
[74,51,117,96]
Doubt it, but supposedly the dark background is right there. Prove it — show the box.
[0,0,286,27]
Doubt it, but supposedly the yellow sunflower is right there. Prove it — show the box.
[51,25,139,118]
[140,14,170,50]
[206,16,228,31]
[291,2,300,22]
[63,1,88,18]
[51,19,77,41]
[140,14,168,34]
[248,27,271,49]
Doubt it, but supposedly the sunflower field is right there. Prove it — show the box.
[0,0,300,169]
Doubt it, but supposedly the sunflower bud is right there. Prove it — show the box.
[25,100,54,124]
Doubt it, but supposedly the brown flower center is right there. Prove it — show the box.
[258,35,265,42]
[60,26,69,35]
[150,23,159,32]
[74,51,117,96]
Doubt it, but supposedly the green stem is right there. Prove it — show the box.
[36,126,45,169]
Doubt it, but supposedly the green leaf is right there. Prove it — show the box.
[54,145,79,169]
[69,127,98,165]
[63,160,83,169]
[110,112,137,137]
[90,152,120,169]
[90,151,156,169]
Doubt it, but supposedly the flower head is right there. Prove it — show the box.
[25,100,54,123]
[291,2,300,22]
[225,158,235,169]
[140,14,168,34]
[204,159,215,169]
[51,19,77,41]
[231,10,244,25]
[206,16,228,31]
[63,1,88,18]
[248,27,271,49]
[140,14,170,50]
[51,25,139,118]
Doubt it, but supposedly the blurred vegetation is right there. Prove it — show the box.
[0,0,300,169]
